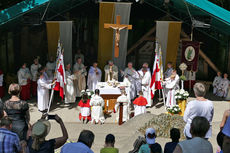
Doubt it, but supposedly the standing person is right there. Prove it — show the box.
[164,128,180,153]
[183,83,214,139]
[90,89,105,124]
[4,83,30,141]
[133,91,147,116]
[222,116,230,153]
[31,58,41,97]
[138,63,152,107]
[37,72,53,112]
[121,62,139,101]
[0,69,4,98]
[18,63,31,100]
[139,128,162,153]
[87,62,102,91]
[164,71,180,107]
[0,117,22,153]
[173,117,213,153]
[61,130,94,153]
[164,62,173,79]
[115,90,130,123]
[78,93,91,124]
[46,56,56,80]
[27,114,68,153]
[213,72,222,95]
[104,60,118,82]
[74,48,85,64]
[65,64,77,103]
[100,134,119,153]
[73,57,87,97]
[217,73,229,98]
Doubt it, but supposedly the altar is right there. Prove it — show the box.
[97,82,128,113]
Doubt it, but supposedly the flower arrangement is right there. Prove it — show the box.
[80,89,94,99]
[167,105,181,115]
[175,89,189,100]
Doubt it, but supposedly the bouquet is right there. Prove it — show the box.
[175,89,189,101]
[80,89,94,99]
[167,105,181,115]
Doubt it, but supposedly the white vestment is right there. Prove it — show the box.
[74,53,84,64]
[165,75,180,107]
[115,94,130,122]
[164,68,173,79]
[87,66,102,91]
[217,78,229,98]
[104,65,118,81]
[30,64,41,81]
[90,95,105,123]
[73,63,87,97]
[122,68,139,100]
[46,62,56,80]
[212,76,222,95]
[134,105,146,116]
[138,69,152,107]
[17,68,31,86]
[37,78,51,111]
[65,70,77,103]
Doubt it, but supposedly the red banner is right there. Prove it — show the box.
[181,41,200,71]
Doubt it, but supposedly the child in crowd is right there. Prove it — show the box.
[164,128,180,153]
[100,134,119,153]
[78,93,91,124]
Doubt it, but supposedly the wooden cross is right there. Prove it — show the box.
[104,15,132,58]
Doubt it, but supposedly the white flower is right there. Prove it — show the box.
[86,89,90,92]
[81,90,85,93]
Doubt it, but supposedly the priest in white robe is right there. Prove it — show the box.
[90,89,105,124]
[104,60,118,82]
[46,56,56,80]
[164,62,173,79]
[87,62,102,91]
[138,63,152,107]
[74,48,84,64]
[121,62,139,101]
[31,58,41,97]
[37,72,53,112]
[65,64,77,103]
[217,73,229,98]
[18,63,31,100]
[73,57,87,97]
[212,71,222,95]
[115,90,130,122]
[164,72,180,107]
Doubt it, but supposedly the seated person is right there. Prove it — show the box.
[164,128,180,153]
[100,134,119,153]
[27,115,68,153]
[173,116,213,153]
[61,130,95,153]
[139,128,162,153]
[78,93,91,124]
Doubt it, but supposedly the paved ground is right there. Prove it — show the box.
[2,93,229,153]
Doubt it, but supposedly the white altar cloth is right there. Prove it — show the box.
[97,82,127,95]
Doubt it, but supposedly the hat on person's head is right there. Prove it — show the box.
[145,128,156,145]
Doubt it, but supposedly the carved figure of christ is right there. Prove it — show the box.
[104,15,132,58]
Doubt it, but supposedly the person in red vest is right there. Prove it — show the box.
[133,91,148,116]
[78,93,91,124]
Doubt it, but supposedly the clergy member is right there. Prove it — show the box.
[90,89,105,124]
[65,64,77,103]
[18,63,31,100]
[217,73,229,98]
[0,69,4,98]
[121,62,139,101]
[46,56,56,80]
[164,62,173,79]
[212,71,222,95]
[73,57,87,97]
[164,70,180,107]
[37,72,53,112]
[104,60,118,82]
[74,48,84,64]
[31,58,41,97]
[87,62,102,91]
[133,91,148,116]
[138,63,152,107]
[115,90,130,122]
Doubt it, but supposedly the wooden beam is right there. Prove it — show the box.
[181,30,220,73]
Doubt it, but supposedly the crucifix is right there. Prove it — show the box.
[104,15,132,58]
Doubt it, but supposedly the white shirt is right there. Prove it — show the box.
[183,99,214,138]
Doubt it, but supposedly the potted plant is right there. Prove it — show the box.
[175,89,189,116]
[166,105,182,115]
